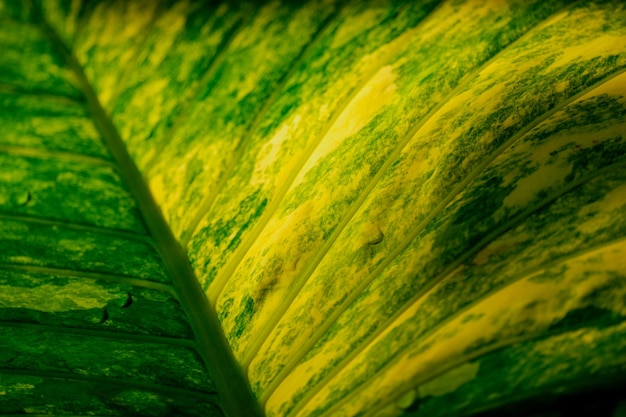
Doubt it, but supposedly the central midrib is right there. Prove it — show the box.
[31,5,265,417]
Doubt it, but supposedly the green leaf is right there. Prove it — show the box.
[1,1,625,417]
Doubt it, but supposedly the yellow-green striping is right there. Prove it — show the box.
[272,164,626,417]
[215,0,573,373]
[0,154,145,232]
[0,219,169,282]
[317,238,626,417]
[289,2,626,348]
[147,0,340,240]
[258,68,626,413]
[0,327,213,392]
[0,92,110,159]
[110,0,244,172]
[257,3,626,416]
[9,0,625,416]
[349,167,626,417]
[0,269,192,338]
[189,0,432,296]
[0,18,80,97]
[186,0,442,297]
[378,322,626,417]
[72,0,165,111]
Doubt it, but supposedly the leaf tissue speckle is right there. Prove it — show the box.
[1,0,625,416]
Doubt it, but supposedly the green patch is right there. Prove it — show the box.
[548,305,622,333]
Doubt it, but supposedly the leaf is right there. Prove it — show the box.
[1,1,625,417]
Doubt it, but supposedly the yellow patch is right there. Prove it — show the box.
[577,184,626,234]
[129,78,170,127]
[251,114,302,185]
[545,35,626,73]
[0,282,116,312]
[149,1,189,66]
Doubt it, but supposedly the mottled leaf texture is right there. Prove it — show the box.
[0,1,625,417]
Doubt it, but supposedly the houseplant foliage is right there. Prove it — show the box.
[0,0,625,415]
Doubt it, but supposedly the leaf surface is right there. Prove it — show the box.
[1,0,625,417]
